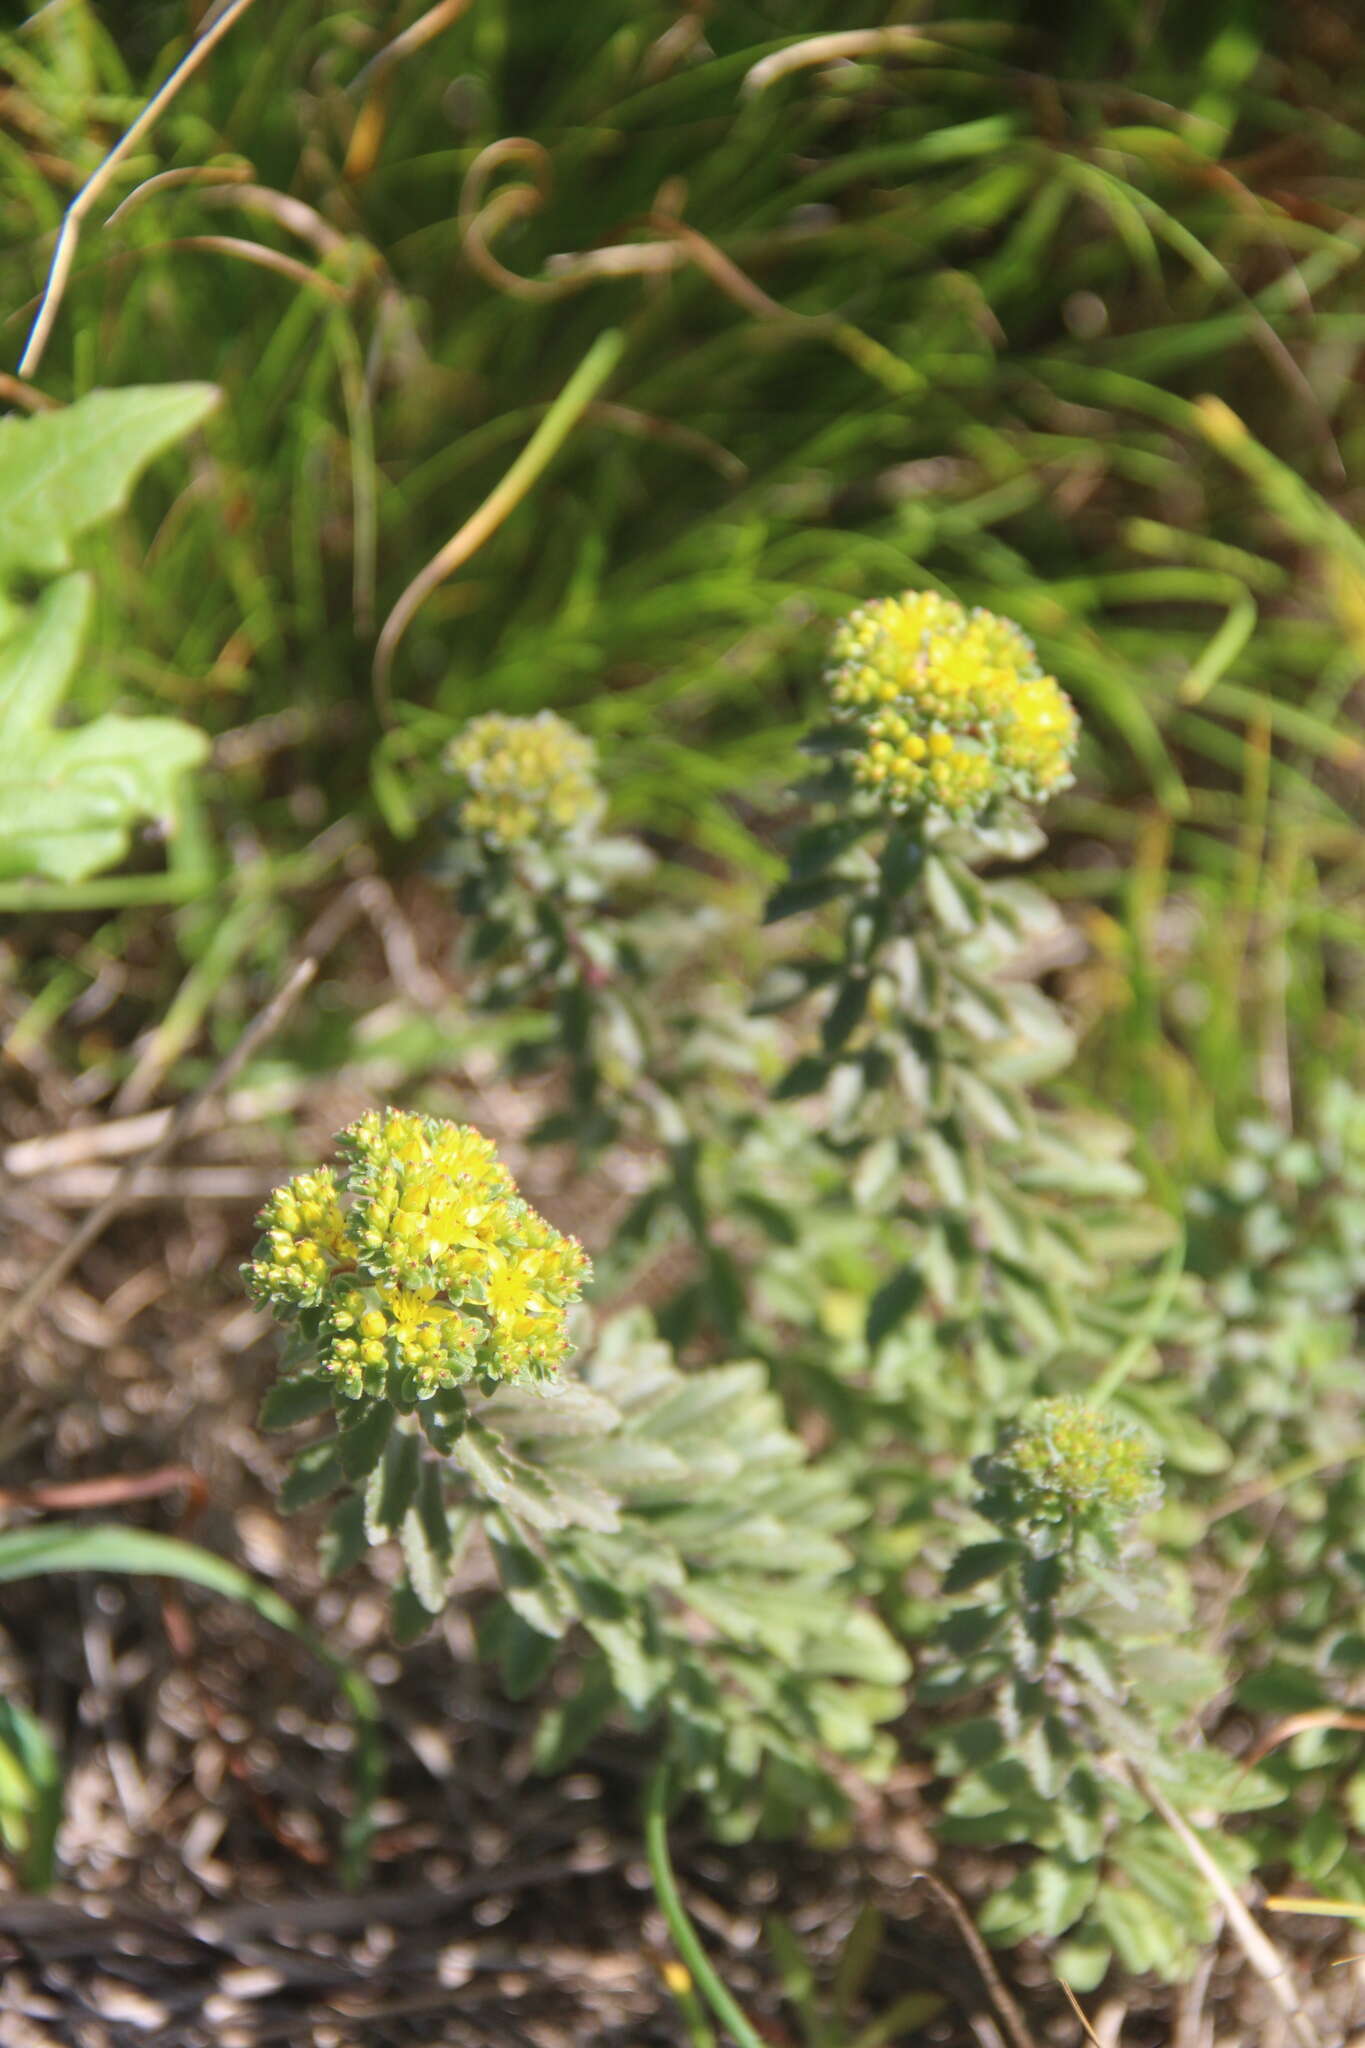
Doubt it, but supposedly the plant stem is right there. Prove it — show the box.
[643,1764,766,2048]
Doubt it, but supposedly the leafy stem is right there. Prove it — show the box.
[644,1764,767,2048]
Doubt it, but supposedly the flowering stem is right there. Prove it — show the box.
[643,1764,766,2048]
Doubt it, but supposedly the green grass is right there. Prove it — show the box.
[3,0,1363,1172]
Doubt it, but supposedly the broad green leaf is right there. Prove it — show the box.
[0,712,209,883]
[479,1604,561,1698]
[319,1494,368,1579]
[800,1608,911,1686]
[365,1430,421,1539]
[0,573,91,744]
[259,1374,337,1432]
[337,1399,393,1481]
[866,1266,926,1349]
[401,1466,454,1615]
[763,872,855,925]
[487,1515,573,1638]
[978,1856,1097,1943]
[456,1421,570,1531]
[391,1578,437,1643]
[1052,1928,1112,1994]
[1093,1881,1187,1978]
[280,1437,345,1511]
[0,384,219,578]
[943,1540,1022,1593]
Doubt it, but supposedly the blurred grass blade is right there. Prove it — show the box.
[0,1697,62,1891]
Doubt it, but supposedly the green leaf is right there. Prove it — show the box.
[400,1464,455,1615]
[732,1190,799,1245]
[1092,1881,1185,1978]
[391,1578,437,1644]
[487,1515,573,1637]
[0,384,219,578]
[580,1602,663,1713]
[365,1430,422,1539]
[801,1608,911,1686]
[259,1374,337,1431]
[0,710,209,883]
[943,1540,1021,1593]
[787,815,872,879]
[280,1437,345,1511]
[0,1698,62,1890]
[923,855,980,935]
[0,573,91,744]
[763,873,855,925]
[822,972,872,1052]
[1052,1927,1112,1994]
[337,1399,393,1481]
[978,1856,1097,1943]
[479,1604,561,1698]
[456,1421,573,1532]
[773,1053,831,1100]
[866,1266,925,1349]
[319,1494,368,1579]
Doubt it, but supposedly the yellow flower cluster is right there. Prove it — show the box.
[245,1109,590,1400]
[445,711,603,850]
[992,1395,1160,1534]
[825,591,1078,821]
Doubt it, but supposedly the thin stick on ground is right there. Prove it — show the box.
[0,1465,205,1516]
[903,1871,1039,2048]
[1132,1764,1326,2048]
[0,881,368,1353]
[17,0,259,378]
[1058,1978,1109,2047]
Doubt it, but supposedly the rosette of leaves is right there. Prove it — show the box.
[0,385,217,882]
[922,1398,1276,1987]
[261,1288,908,1841]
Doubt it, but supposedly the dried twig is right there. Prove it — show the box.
[4,1078,307,1179]
[1132,1764,1325,2048]
[348,0,475,95]
[132,234,346,300]
[103,161,254,226]
[903,1872,1039,2048]
[0,883,367,1352]
[21,1165,280,1207]
[742,27,932,97]
[353,876,448,1010]
[0,1465,205,1517]
[1058,1979,1108,2047]
[18,0,259,377]
[1242,1709,1365,1772]
[0,371,60,412]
